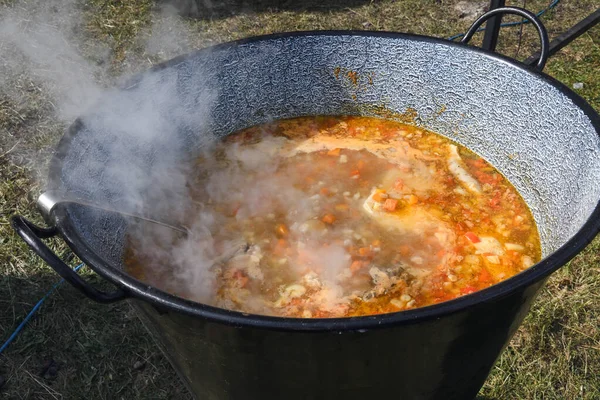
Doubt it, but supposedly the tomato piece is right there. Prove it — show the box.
[358,247,372,257]
[383,198,398,211]
[322,213,336,224]
[489,193,502,208]
[461,286,477,295]
[350,260,367,273]
[464,232,481,243]
[478,267,493,283]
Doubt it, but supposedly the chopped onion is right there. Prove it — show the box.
[505,243,525,251]
[390,299,404,309]
[485,255,500,264]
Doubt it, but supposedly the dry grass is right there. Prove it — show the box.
[0,0,599,398]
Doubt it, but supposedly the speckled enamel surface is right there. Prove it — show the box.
[54,33,600,264]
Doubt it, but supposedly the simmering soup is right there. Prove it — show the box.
[125,116,541,318]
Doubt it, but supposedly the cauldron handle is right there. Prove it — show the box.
[460,6,550,71]
[11,215,129,303]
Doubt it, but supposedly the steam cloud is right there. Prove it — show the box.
[0,0,218,295]
[1,0,353,314]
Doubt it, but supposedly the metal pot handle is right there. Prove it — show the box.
[11,215,129,303]
[461,6,550,71]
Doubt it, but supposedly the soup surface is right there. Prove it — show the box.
[125,116,541,318]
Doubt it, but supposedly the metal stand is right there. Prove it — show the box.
[482,0,506,51]
[484,1,600,66]
[525,8,600,66]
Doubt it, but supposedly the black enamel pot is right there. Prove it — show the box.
[12,7,600,400]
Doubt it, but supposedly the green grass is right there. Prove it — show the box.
[1,0,599,398]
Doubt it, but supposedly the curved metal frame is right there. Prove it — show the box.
[460,6,550,70]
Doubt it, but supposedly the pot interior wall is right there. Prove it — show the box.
[53,33,600,271]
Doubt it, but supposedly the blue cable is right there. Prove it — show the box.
[0,263,85,355]
[448,0,560,41]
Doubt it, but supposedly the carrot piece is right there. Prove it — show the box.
[358,247,372,257]
[350,169,360,178]
[327,148,341,156]
[473,158,487,168]
[383,198,398,211]
[488,191,502,208]
[372,191,388,202]
[460,285,477,295]
[478,267,493,283]
[322,213,336,224]
[275,223,289,238]
[464,232,481,243]
[357,159,366,170]
[405,194,418,205]
[320,187,330,196]
[350,260,365,273]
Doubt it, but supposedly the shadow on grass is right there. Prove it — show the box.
[0,270,191,399]
[163,0,377,20]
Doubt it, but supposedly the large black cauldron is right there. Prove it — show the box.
[12,8,600,400]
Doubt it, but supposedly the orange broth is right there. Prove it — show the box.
[125,116,541,318]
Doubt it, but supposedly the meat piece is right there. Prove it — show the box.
[310,286,350,315]
[274,284,307,307]
[363,190,456,250]
[226,245,264,281]
[521,255,535,269]
[302,271,322,289]
[369,267,392,295]
[288,134,443,194]
[448,144,481,194]
[472,236,505,256]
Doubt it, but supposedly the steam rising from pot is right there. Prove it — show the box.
[1,0,353,306]
[0,0,343,306]
[0,0,217,295]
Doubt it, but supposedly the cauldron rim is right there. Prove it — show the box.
[47,30,600,332]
